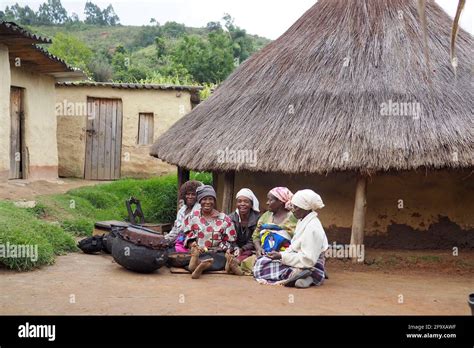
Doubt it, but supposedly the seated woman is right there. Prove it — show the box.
[253,189,328,288]
[254,187,297,257]
[224,189,261,275]
[227,187,297,275]
[180,185,238,279]
[165,180,202,250]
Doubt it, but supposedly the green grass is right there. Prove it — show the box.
[0,201,77,271]
[0,172,211,271]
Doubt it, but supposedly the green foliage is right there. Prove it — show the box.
[111,46,149,82]
[172,32,234,84]
[1,1,119,26]
[48,32,93,76]
[12,7,271,85]
[199,84,216,101]
[61,218,95,236]
[139,69,194,86]
[161,21,186,38]
[0,201,77,271]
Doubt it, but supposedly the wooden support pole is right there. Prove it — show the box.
[177,166,190,208]
[221,171,235,214]
[350,175,368,263]
[211,172,219,191]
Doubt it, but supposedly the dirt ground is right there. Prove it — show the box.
[0,178,109,201]
[0,250,472,315]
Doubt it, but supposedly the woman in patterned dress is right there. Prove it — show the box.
[180,185,238,279]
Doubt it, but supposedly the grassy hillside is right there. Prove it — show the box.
[28,24,270,53]
[26,22,270,84]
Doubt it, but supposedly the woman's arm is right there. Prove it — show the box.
[219,218,237,251]
[165,207,186,242]
[281,225,324,268]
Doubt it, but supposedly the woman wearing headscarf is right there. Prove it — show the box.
[165,180,202,250]
[224,189,261,275]
[252,187,297,257]
[227,187,298,276]
[180,185,238,279]
[253,189,328,288]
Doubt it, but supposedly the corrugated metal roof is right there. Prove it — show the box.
[0,21,87,80]
[0,21,51,43]
[56,81,203,92]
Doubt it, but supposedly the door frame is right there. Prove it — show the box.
[9,86,26,180]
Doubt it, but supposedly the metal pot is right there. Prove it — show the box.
[103,225,125,254]
[112,227,168,274]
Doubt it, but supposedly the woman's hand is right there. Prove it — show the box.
[266,251,282,260]
[255,246,263,258]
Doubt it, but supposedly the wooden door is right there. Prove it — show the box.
[138,113,154,145]
[9,87,24,179]
[84,98,122,180]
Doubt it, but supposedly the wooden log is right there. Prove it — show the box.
[350,175,368,263]
[221,171,235,214]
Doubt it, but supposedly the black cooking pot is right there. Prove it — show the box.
[112,227,168,274]
[103,225,125,254]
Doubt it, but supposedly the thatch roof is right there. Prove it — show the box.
[150,0,473,175]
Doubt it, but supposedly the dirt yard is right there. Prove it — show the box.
[1,250,472,315]
[0,178,109,201]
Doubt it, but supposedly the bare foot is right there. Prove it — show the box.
[191,258,214,279]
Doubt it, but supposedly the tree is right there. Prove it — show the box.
[38,0,68,25]
[102,4,119,25]
[206,21,222,32]
[172,32,234,84]
[48,33,93,76]
[161,21,186,38]
[155,36,166,60]
[84,2,104,25]
[3,4,40,25]
[84,2,119,26]
[222,13,254,64]
[111,46,148,82]
[69,12,80,23]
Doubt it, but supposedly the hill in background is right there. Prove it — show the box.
[1,1,271,86]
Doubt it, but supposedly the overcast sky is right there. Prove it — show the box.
[1,0,473,39]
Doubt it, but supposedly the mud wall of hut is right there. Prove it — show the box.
[0,43,11,180]
[0,45,59,181]
[55,86,193,179]
[216,169,474,249]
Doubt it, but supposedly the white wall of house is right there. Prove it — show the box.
[0,43,11,180]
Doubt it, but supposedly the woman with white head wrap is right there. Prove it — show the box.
[226,188,261,275]
[253,189,328,289]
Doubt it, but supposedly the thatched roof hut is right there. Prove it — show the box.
[151,0,474,253]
